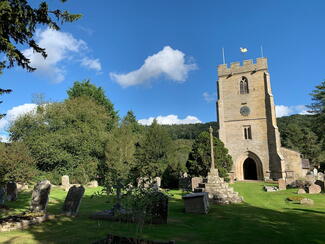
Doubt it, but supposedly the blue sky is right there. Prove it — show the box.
[1,0,324,140]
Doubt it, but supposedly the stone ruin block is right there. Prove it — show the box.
[308,184,321,194]
[30,180,51,212]
[62,185,85,217]
[6,182,18,201]
[182,192,209,214]
[277,179,286,191]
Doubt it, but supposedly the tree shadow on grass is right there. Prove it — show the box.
[1,189,325,244]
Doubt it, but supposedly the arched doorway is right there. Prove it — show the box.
[243,157,257,180]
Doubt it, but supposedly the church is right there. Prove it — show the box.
[216,57,309,181]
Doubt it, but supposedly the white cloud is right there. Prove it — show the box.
[138,114,201,125]
[203,92,216,103]
[23,28,101,83]
[275,105,310,117]
[81,57,102,71]
[0,104,37,131]
[0,133,9,143]
[110,46,197,87]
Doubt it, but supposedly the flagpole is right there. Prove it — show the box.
[222,48,225,64]
[260,45,264,58]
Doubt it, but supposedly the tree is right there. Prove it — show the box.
[161,139,192,188]
[134,120,172,180]
[0,0,81,73]
[0,142,37,185]
[9,97,109,184]
[121,110,142,134]
[0,88,12,119]
[186,131,233,179]
[101,125,136,210]
[67,80,119,130]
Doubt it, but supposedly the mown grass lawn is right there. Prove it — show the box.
[0,182,325,244]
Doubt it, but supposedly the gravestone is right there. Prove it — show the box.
[191,177,203,191]
[297,188,306,194]
[149,191,168,224]
[87,180,98,188]
[277,179,286,191]
[308,184,321,194]
[6,182,18,201]
[0,187,5,205]
[182,192,209,214]
[17,183,28,192]
[61,175,70,191]
[315,180,324,191]
[30,180,51,212]
[62,185,85,217]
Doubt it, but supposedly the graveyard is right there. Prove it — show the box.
[0,182,324,244]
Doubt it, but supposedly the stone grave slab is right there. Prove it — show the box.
[182,192,209,214]
[62,185,85,217]
[30,180,51,212]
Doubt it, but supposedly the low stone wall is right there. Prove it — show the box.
[0,214,55,232]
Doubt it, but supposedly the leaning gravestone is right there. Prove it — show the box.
[62,185,85,217]
[277,179,286,191]
[308,184,321,194]
[0,187,5,205]
[30,180,51,212]
[6,182,18,201]
[183,192,209,214]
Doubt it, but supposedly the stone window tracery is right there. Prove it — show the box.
[240,76,249,94]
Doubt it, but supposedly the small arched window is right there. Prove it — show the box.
[240,76,249,94]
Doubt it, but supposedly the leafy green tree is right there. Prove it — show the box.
[67,80,118,130]
[186,131,233,178]
[162,139,192,188]
[101,125,136,209]
[0,142,37,185]
[9,97,109,184]
[134,119,172,180]
[121,110,142,134]
[0,0,81,73]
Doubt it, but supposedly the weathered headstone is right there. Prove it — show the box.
[297,188,306,194]
[300,198,314,205]
[191,177,203,191]
[0,187,5,205]
[62,185,85,217]
[149,191,168,224]
[182,192,209,214]
[277,179,286,191]
[61,175,70,191]
[308,184,321,194]
[30,180,51,212]
[315,180,324,191]
[6,182,18,201]
[87,180,98,188]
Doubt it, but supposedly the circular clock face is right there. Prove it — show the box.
[240,106,250,116]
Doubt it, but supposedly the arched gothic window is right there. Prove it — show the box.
[240,76,249,94]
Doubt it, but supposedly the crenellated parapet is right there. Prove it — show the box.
[218,57,268,77]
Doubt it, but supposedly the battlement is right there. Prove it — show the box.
[218,57,268,77]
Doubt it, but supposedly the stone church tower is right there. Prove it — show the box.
[216,58,307,181]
